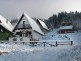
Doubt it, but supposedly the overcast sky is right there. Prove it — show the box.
[0,0,81,20]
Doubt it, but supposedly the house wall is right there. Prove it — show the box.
[19,16,29,24]
[13,29,42,41]
[9,31,42,41]
[58,29,74,33]
[17,16,30,29]
[14,29,32,37]
[9,37,30,42]
[32,31,42,40]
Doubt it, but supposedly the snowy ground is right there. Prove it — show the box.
[0,32,81,61]
[0,44,81,61]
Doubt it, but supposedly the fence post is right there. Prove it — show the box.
[56,41,58,47]
[44,42,46,47]
[71,41,73,46]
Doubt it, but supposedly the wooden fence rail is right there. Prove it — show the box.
[0,41,73,47]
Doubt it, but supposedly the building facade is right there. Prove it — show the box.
[9,13,48,42]
[58,22,74,33]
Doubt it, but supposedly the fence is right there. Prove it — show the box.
[0,41,73,47]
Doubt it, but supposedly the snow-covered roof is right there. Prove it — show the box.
[37,19,48,30]
[24,13,44,35]
[59,26,73,30]
[0,15,14,32]
[14,13,44,35]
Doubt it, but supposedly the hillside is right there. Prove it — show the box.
[42,32,81,45]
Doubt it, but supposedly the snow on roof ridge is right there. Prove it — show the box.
[23,13,44,35]
[0,15,14,32]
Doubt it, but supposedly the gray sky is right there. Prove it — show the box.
[0,0,81,20]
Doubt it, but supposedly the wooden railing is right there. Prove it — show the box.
[0,41,73,47]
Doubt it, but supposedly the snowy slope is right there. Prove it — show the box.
[0,44,81,61]
[41,32,81,45]
[41,34,70,41]
[67,33,81,44]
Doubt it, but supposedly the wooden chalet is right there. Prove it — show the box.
[58,22,74,33]
[9,13,48,41]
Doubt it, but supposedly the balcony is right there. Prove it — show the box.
[59,26,73,30]
[17,24,31,29]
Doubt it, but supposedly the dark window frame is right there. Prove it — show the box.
[0,20,2,23]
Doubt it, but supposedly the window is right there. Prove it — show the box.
[16,32,20,35]
[13,38,17,41]
[23,21,25,28]
[20,31,22,37]
[16,32,22,37]
[1,29,3,32]
[20,38,23,41]
[0,20,2,23]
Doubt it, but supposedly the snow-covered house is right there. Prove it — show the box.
[0,15,14,40]
[36,19,48,33]
[0,15,13,32]
[58,22,73,33]
[9,13,45,41]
